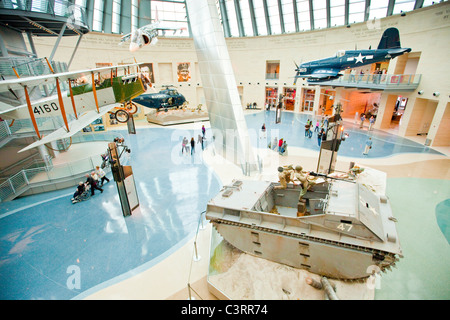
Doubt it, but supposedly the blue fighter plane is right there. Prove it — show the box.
[293,28,411,84]
[132,85,186,111]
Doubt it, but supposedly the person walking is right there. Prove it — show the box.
[182,137,188,155]
[202,125,206,138]
[278,138,284,153]
[85,173,103,195]
[368,116,375,131]
[305,121,311,137]
[197,134,204,150]
[190,137,195,155]
[363,137,373,155]
[359,114,366,129]
[318,128,325,147]
[95,165,109,186]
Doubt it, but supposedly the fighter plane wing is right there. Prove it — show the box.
[18,103,120,153]
[305,69,341,79]
[0,63,142,93]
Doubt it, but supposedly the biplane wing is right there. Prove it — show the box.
[18,103,120,153]
[0,63,141,93]
[0,62,144,153]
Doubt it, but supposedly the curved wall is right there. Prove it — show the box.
[28,2,450,146]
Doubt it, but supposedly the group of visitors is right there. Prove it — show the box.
[348,68,385,83]
[71,165,110,203]
[359,114,375,130]
[181,125,206,155]
[268,137,288,155]
[305,117,328,147]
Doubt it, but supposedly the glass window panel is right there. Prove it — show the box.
[267,0,282,34]
[93,0,104,31]
[422,0,444,7]
[224,0,239,36]
[393,0,416,14]
[330,0,345,27]
[253,0,268,36]
[281,0,296,33]
[132,0,138,30]
[296,0,311,31]
[313,0,327,29]
[112,0,121,33]
[311,0,326,29]
[151,1,189,37]
[239,0,253,36]
[349,0,365,23]
[368,0,388,20]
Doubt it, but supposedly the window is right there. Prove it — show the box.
[132,0,138,30]
[253,0,268,36]
[267,1,282,34]
[296,0,311,31]
[112,0,121,33]
[348,0,366,24]
[151,0,189,37]
[392,0,416,15]
[266,61,280,80]
[312,0,327,29]
[93,0,104,32]
[368,0,389,20]
[239,0,253,36]
[330,0,346,27]
[281,0,296,33]
[223,0,239,37]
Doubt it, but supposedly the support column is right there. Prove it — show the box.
[374,93,397,130]
[428,100,450,147]
[186,0,257,172]
[313,85,321,115]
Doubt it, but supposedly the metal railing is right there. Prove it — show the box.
[319,73,422,90]
[0,57,68,80]
[0,131,125,202]
[0,116,74,145]
[0,0,89,28]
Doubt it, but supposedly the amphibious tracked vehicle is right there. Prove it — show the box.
[205,178,402,280]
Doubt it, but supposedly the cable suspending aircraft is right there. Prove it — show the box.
[0,62,147,153]
[293,28,411,84]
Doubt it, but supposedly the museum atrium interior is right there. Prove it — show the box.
[0,0,449,301]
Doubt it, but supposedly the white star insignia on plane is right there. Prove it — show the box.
[355,53,365,64]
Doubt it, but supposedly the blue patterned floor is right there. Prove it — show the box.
[0,110,447,299]
[0,127,221,300]
[245,111,443,158]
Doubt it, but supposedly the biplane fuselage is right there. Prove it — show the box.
[3,73,145,120]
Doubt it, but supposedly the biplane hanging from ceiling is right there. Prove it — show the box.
[0,61,149,153]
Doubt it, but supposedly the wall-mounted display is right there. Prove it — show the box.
[177,62,191,82]
[93,125,105,132]
[140,63,155,83]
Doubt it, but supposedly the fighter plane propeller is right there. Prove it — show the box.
[293,28,411,84]
[0,62,147,153]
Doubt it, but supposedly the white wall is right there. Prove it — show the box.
[26,2,450,145]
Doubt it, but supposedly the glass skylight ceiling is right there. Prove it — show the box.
[85,0,445,37]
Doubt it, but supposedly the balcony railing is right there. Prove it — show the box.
[315,73,422,91]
